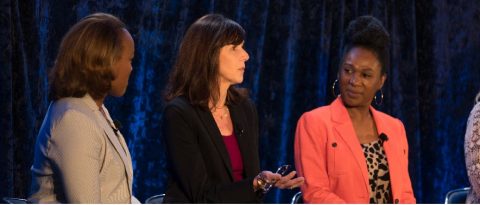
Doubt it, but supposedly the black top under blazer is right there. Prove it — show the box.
[162,96,262,203]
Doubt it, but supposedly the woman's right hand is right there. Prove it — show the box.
[273,171,304,190]
[254,170,290,193]
[253,170,305,193]
[253,171,281,192]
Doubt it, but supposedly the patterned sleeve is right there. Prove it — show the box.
[465,103,480,202]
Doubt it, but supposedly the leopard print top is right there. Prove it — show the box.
[361,140,392,204]
[465,102,480,204]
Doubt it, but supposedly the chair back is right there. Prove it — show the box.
[445,187,470,204]
[2,197,29,204]
[145,194,165,204]
[291,191,303,204]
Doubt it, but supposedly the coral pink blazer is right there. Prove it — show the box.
[294,97,415,203]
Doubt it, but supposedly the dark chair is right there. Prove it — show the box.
[2,197,29,204]
[145,194,165,204]
[445,187,470,204]
[291,191,303,204]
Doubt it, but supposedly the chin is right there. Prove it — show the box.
[237,77,244,84]
[231,79,243,85]
[109,89,127,97]
[341,96,362,107]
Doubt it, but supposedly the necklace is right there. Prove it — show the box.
[212,106,229,120]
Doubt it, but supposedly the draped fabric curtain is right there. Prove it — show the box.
[2,0,480,203]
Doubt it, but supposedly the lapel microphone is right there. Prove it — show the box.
[237,128,244,137]
[234,122,244,137]
[112,119,122,135]
[379,133,389,145]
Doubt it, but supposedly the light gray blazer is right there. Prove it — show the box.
[29,94,134,203]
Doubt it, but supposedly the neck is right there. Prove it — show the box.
[211,82,230,109]
[346,105,371,122]
[94,96,105,109]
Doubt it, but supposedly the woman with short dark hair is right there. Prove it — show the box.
[29,13,137,203]
[163,14,304,203]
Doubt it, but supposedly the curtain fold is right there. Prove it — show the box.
[1,0,479,203]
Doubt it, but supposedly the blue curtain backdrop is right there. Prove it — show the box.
[1,0,480,203]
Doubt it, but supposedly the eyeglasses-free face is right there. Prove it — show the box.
[339,46,385,108]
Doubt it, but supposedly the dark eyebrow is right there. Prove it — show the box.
[343,62,375,71]
[361,68,374,72]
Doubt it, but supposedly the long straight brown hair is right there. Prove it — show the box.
[165,14,247,109]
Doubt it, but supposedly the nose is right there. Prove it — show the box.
[242,49,250,62]
[349,73,360,86]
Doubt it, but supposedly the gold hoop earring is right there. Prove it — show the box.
[332,79,339,97]
[374,89,384,106]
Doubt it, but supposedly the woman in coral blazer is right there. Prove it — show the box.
[294,16,415,203]
[294,97,415,203]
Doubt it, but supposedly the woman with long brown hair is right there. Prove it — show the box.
[162,14,304,203]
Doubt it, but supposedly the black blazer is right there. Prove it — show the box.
[162,96,262,203]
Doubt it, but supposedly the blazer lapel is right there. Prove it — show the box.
[101,106,134,196]
[228,103,255,177]
[195,107,234,181]
[98,110,133,195]
[81,95,133,196]
[370,108,402,200]
[331,97,370,193]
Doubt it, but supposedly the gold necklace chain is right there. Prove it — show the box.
[211,106,229,120]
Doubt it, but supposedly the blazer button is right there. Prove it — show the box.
[395,199,399,204]
[332,142,337,148]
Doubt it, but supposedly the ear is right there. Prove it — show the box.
[379,74,387,90]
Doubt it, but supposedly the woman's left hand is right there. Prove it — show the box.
[274,171,305,189]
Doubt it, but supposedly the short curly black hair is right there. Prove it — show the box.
[343,15,390,75]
